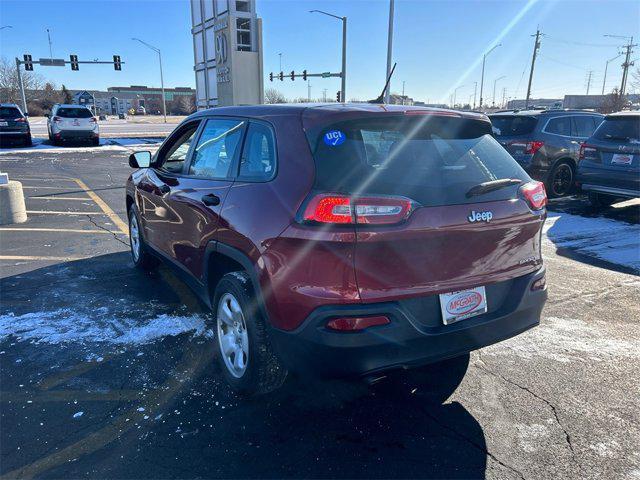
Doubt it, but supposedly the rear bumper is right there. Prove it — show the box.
[55,130,98,140]
[270,268,547,377]
[0,130,29,138]
[576,165,639,199]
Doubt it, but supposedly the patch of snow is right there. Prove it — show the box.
[0,138,162,155]
[543,212,640,272]
[485,316,640,363]
[73,411,83,418]
[0,310,211,346]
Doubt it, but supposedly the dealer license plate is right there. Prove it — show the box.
[611,153,633,166]
[439,286,488,325]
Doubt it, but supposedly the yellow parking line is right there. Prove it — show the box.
[72,178,129,235]
[0,255,86,261]
[28,196,92,201]
[26,210,106,215]
[0,227,124,235]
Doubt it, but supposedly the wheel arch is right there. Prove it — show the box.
[203,242,271,322]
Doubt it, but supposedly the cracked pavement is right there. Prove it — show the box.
[0,148,639,479]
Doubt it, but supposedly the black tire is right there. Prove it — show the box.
[546,161,574,198]
[127,204,158,271]
[92,137,100,146]
[374,354,470,405]
[213,272,287,395]
[588,191,617,208]
[23,136,32,147]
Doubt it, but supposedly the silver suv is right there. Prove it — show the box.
[47,104,99,146]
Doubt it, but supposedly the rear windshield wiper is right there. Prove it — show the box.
[604,134,631,141]
[466,178,522,198]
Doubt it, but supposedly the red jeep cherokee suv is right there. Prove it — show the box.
[126,104,547,396]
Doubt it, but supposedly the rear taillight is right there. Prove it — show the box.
[579,144,599,162]
[326,315,390,331]
[15,117,26,123]
[89,117,97,123]
[302,193,415,225]
[53,116,61,123]
[519,181,547,210]
[510,140,544,155]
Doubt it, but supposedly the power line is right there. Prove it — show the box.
[537,54,593,72]
[543,35,620,48]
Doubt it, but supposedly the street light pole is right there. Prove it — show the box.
[452,84,464,108]
[479,44,501,111]
[385,0,395,103]
[492,75,506,107]
[310,10,347,102]
[473,81,478,110]
[132,38,167,123]
[602,54,622,95]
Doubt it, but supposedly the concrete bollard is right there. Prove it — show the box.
[0,180,28,225]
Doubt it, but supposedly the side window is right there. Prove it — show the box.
[545,117,572,136]
[189,118,245,178]
[573,116,596,138]
[159,122,200,173]
[238,123,277,180]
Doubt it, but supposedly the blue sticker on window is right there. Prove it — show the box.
[323,130,346,146]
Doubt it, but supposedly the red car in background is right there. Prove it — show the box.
[126,104,548,398]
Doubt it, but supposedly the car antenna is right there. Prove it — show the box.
[369,62,397,104]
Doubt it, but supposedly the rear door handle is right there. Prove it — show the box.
[201,193,221,206]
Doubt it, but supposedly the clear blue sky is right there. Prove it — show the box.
[1,0,638,103]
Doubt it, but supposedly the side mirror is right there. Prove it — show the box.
[129,151,152,169]
[44,113,50,118]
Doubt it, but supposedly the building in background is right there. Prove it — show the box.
[190,0,264,108]
[72,86,195,115]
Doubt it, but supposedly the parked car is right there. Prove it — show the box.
[489,109,604,197]
[0,103,32,147]
[126,104,548,397]
[576,111,640,207]
[47,104,99,146]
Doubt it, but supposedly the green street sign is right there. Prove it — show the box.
[321,72,331,78]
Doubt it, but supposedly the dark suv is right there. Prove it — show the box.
[126,104,548,396]
[489,109,603,197]
[577,111,640,207]
[0,103,32,147]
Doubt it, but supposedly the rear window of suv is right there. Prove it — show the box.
[308,114,530,207]
[0,107,23,119]
[56,108,93,118]
[490,115,537,137]
[594,116,640,142]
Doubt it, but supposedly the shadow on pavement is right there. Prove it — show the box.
[1,253,489,479]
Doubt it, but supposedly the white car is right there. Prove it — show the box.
[47,104,99,146]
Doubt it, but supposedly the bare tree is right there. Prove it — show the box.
[264,88,287,104]
[60,85,72,104]
[0,56,46,105]
[600,88,626,114]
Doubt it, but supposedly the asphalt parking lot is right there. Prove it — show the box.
[1,145,639,479]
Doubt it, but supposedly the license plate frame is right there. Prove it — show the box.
[0,121,8,127]
[611,153,633,166]
[439,286,488,325]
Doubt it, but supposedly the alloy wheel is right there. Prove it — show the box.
[217,293,249,378]
[552,164,573,197]
[129,214,141,262]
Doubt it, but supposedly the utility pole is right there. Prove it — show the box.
[278,52,282,72]
[602,54,622,95]
[620,36,636,96]
[323,88,327,102]
[309,10,347,102]
[384,0,394,103]
[472,81,477,110]
[525,29,541,109]
[501,87,506,109]
[402,80,405,105]
[132,38,167,123]
[585,70,593,95]
[479,44,501,110]
[307,79,311,102]
[492,75,505,107]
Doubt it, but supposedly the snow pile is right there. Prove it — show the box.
[544,211,640,272]
[0,138,162,155]
[0,309,210,345]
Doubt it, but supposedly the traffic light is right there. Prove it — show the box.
[336,91,341,102]
[290,70,295,80]
[269,72,273,82]
[302,70,307,81]
[23,54,33,71]
[113,55,121,71]
[279,71,284,81]
[70,54,79,71]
